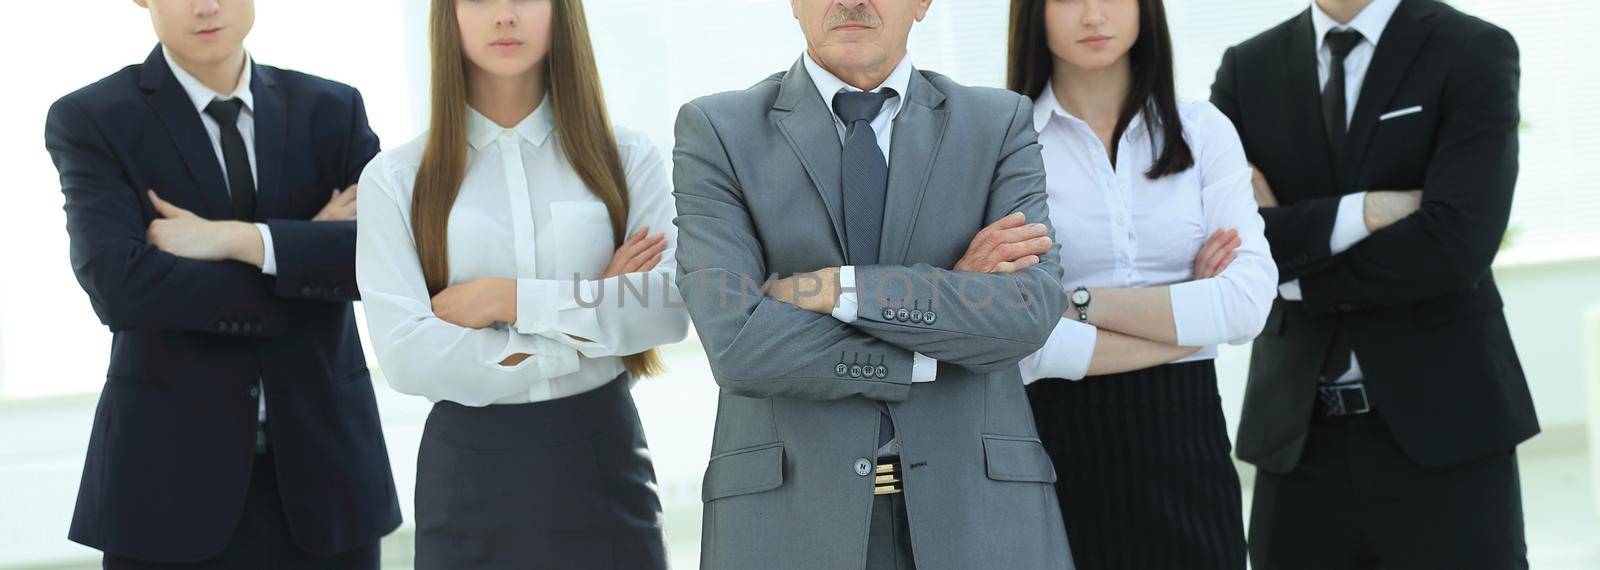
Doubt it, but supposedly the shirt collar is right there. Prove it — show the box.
[1311,0,1401,51]
[162,45,254,116]
[467,94,557,151]
[802,51,914,123]
[1032,82,1149,141]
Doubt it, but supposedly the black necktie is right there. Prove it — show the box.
[205,98,257,222]
[833,89,899,450]
[1319,31,1363,383]
[1321,30,1364,168]
[834,89,895,266]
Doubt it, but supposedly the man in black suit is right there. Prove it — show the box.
[1210,0,1537,567]
[44,1,400,567]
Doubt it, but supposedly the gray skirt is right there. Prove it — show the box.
[414,373,666,569]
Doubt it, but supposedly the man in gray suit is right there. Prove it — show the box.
[672,1,1074,568]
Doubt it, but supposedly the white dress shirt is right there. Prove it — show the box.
[164,47,278,423]
[1279,0,1402,383]
[356,99,689,406]
[802,52,936,383]
[1018,87,1279,383]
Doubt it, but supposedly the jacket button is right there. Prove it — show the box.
[248,386,261,399]
[230,322,243,333]
[301,285,315,296]
[330,285,343,296]
[909,310,923,324]
[854,458,872,476]
[1338,303,1354,312]
[251,322,264,334]
[896,308,910,322]
[216,320,229,332]
[876,365,888,377]
[835,363,849,376]
[849,364,862,378]
[882,308,897,321]
[922,311,937,325]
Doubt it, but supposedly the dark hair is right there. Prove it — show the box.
[1006,0,1194,179]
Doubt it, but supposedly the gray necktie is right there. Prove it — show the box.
[834,89,895,266]
[833,89,900,454]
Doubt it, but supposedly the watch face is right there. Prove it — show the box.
[1071,289,1090,305]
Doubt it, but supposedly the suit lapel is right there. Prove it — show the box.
[1281,11,1339,198]
[138,46,231,219]
[252,64,287,219]
[1343,0,1433,181]
[773,58,848,255]
[880,71,947,265]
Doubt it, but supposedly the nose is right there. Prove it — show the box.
[494,0,519,28]
[1082,0,1108,27]
[836,0,870,10]
[194,0,220,18]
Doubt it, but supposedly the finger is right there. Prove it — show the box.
[339,185,360,205]
[147,191,186,218]
[1196,230,1226,261]
[998,236,1052,261]
[1002,255,1041,273]
[1218,251,1239,272]
[626,236,670,271]
[615,237,663,274]
[991,223,1050,246]
[639,252,663,272]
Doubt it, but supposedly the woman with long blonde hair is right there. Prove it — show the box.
[355,0,685,566]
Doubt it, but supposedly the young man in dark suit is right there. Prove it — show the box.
[43,1,400,567]
[1211,0,1538,567]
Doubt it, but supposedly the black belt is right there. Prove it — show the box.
[874,456,902,495]
[1315,382,1372,417]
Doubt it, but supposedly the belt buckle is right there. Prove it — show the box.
[873,458,902,495]
[1318,383,1371,417]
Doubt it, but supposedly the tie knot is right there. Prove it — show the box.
[1325,29,1364,60]
[833,89,896,125]
[205,98,245,126]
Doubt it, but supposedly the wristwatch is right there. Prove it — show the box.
[1070,286,1091,323]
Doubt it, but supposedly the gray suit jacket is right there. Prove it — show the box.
[673,58,1074,570]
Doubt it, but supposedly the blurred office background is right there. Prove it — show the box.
[1,0,1597,567]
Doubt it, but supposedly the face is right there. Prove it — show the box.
[1044,0,1139,72]
[792,0,932,75]
[456,0,554,79]
[136,0,254,66]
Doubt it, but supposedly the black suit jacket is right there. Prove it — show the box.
[1210,0,1538,474]
[44,46,401,562]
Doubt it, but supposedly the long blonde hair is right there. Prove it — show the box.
[412,0,664,378]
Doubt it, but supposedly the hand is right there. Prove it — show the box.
[146,191,263,266]
[1192,229,1242,280]
[604,227,668,278]
[953,212,1051,273]
[1362,190,1423,232]
[765,267,840,314]
[1250,166,1278,208]
[312,184,359,221]
[431,278,516,329]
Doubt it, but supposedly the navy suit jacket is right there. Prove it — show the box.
[44,46,401,562]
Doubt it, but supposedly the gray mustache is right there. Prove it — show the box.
[827,7,881,28]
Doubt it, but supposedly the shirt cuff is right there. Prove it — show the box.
[1278,280,1304,301]
[1021,318,1098,384]
[254,223,277,276]
[1169,278,1227,347]
[514,277,605,350]
[831,265,858,323]
[911,352,937,383]
[1330,192,1371,255]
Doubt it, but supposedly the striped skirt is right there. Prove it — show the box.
[1025,360,1246,570]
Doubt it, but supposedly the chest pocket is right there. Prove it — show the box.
[547,200,616,280]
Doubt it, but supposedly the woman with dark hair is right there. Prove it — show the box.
[1007,0,1278,567]
[356,0,686,567]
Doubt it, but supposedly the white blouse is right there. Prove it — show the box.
[1019,87,1279,383]
[356,98,689,406]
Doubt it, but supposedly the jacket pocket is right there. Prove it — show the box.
[982,435,1057,483]
[701,442,784,502]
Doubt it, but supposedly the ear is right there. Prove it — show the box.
[133,0,149,8]
[915,0,934,22]
[790,0,801,21]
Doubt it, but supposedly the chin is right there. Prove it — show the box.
[819,44,884,71]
